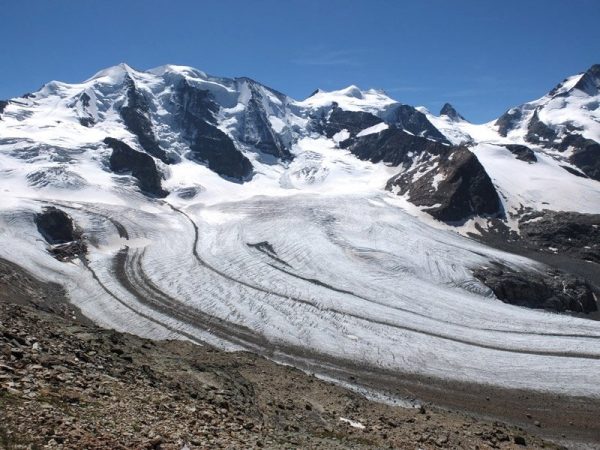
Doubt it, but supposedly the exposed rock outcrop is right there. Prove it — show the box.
[387,146,503,223]
[389,104,449,143]
[525,110,558,146]
[76,92,95,127]
[34,207,87,261]
[238,81,292,160]
[104,137,168,197]
[572,63,600,95]
[345,127,447,166]
[474,263,597,313]
[440,103,465,122]
[172,80,253,181]
[321,106,383,139]
[503,144,537,163]
[559,134,600,181]
[120,76,174,164]
[34,207,77,244]
[519,210,600,263]
[560,165,588,178]
[494,108,522,137]
[0,100,8,117]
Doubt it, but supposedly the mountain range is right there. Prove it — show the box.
[1,63,600,419]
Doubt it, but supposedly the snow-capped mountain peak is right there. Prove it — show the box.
[439,102,466,122]
[295,84,398,115]
[0,62,598,228]
[571,63,600,96]
[86,62,136,84]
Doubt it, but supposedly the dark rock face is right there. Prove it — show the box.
[0,100,8,117]
[349,128,502,223]
[76,93,95,127]
[494,108,522,137]
[572,64,600,95]
[120,76,173,164]
[238,83,292,161]
[525,110,557,145]
[389,105,449,143]
[34,207,77,244]
[513,109,600,180]
[345,127,447,166]
[440,103,465,121]
[560,165,588,178]
[321,106,383,139]
[104,137,168,197]
[559,134,600,181]
[474,263,597,313]
[519,210,600,263]
[172,80,253,181]
[503,144,537,163]
[79,118,94,127]
[387,146,503,223]
[34,207,87,261]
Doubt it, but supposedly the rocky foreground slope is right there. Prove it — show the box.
[0,258,566,450]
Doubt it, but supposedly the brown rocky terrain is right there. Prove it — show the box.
[0,259,576,449]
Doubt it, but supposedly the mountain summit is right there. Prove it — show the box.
[439,103,465,121]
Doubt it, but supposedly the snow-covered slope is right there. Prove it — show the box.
[421,65,600,149]
[0,63,599,401]
[418,64,600,221]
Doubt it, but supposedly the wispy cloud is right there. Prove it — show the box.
[292,49,365,67]
[385,85,428,94]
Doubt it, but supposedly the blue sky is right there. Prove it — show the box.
[1,0,599,122]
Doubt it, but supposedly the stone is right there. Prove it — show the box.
[514,435,527,446]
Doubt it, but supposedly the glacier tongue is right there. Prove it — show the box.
[2,193,600,397]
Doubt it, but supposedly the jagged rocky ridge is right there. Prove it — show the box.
[387,146,502,223]
[493,64,600,181]
[440,103,465,122]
